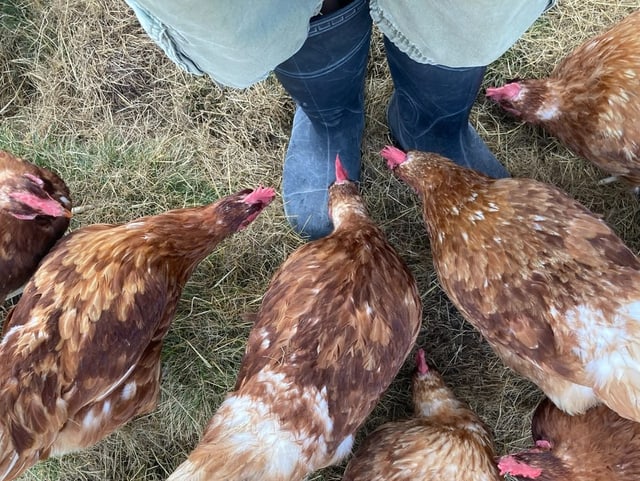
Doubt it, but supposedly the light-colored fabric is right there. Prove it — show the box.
[124,0,555,87]
[124,0,323,88]
[370,0,555,67]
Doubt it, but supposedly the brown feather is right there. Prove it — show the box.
[488,10,640,187]
[0,151,71,304]
[168,180,422,481]
[391,150,640,420]
[342,360,501,481]
[0,187,273,481]
[500,398,640,481]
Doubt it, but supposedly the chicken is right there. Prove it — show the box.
[498,398,640,481]
[486,11,640,191]
[167,156,422,481]
[0,186,275,481]
[0,150,71,303]
[381,146,640,422]
[342,348,501,481]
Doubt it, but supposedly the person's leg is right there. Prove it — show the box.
[373,0,555,178]
[384,38,509,179]
[274,0,372,239]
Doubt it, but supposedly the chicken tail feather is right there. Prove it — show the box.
[168,394,304,481]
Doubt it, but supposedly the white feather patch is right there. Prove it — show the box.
[536,101,560,120]
[565,302,640,388]
[219,394,302,478]
[121,382,137,401]
[215,367,350,474]
[125,221,145,229]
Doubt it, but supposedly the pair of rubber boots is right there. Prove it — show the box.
[274,0,508,240]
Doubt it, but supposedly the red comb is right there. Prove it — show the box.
[335,154,349,183]
[486,82,521,102]
[497,455,542,479]
[242,186,276,205]
[416,349,429,375]
[380,145,407,169]
[535,440,552,450]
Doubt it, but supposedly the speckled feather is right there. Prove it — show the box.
[0,188,273,481]
[390,149,640,421]
[488,10,640,186]
[0,151,71,302]
[168,179,422,481]
[500,398,640,481]
[342,357,501,481]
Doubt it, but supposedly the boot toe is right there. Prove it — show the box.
[458,124,510,179]
[283,189,332,240]
[281,107,363,240]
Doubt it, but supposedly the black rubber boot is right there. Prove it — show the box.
[274,0,372,239]
[384,36,509,178]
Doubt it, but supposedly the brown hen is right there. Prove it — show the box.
[167,156,422,481]
[0,186,275,481]
[498,398,640,481]
[382,146,640,423]
[0,150,71,303]
[486,10,640,191]
[342,348,501,481]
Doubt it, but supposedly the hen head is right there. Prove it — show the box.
[497,440,565,481]
[486,82,527,116]
[1,171,72,221]
[215,186,276,233]
[327,154,365,228]
[381,145,488,199]
[411,348,454,416]
[498,398,569,481]
[486,80,556,124]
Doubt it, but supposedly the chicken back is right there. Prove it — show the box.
[382,146,640,423]
[0,186,274,481]
[342,349,501,481]
[486,10,640,190]
[498,397,640,481]
[168,156,422,481]
[0,150,71,303]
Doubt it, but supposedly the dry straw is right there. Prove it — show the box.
[1,0,639,479]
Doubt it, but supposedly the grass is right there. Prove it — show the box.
[1,0,640,480]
